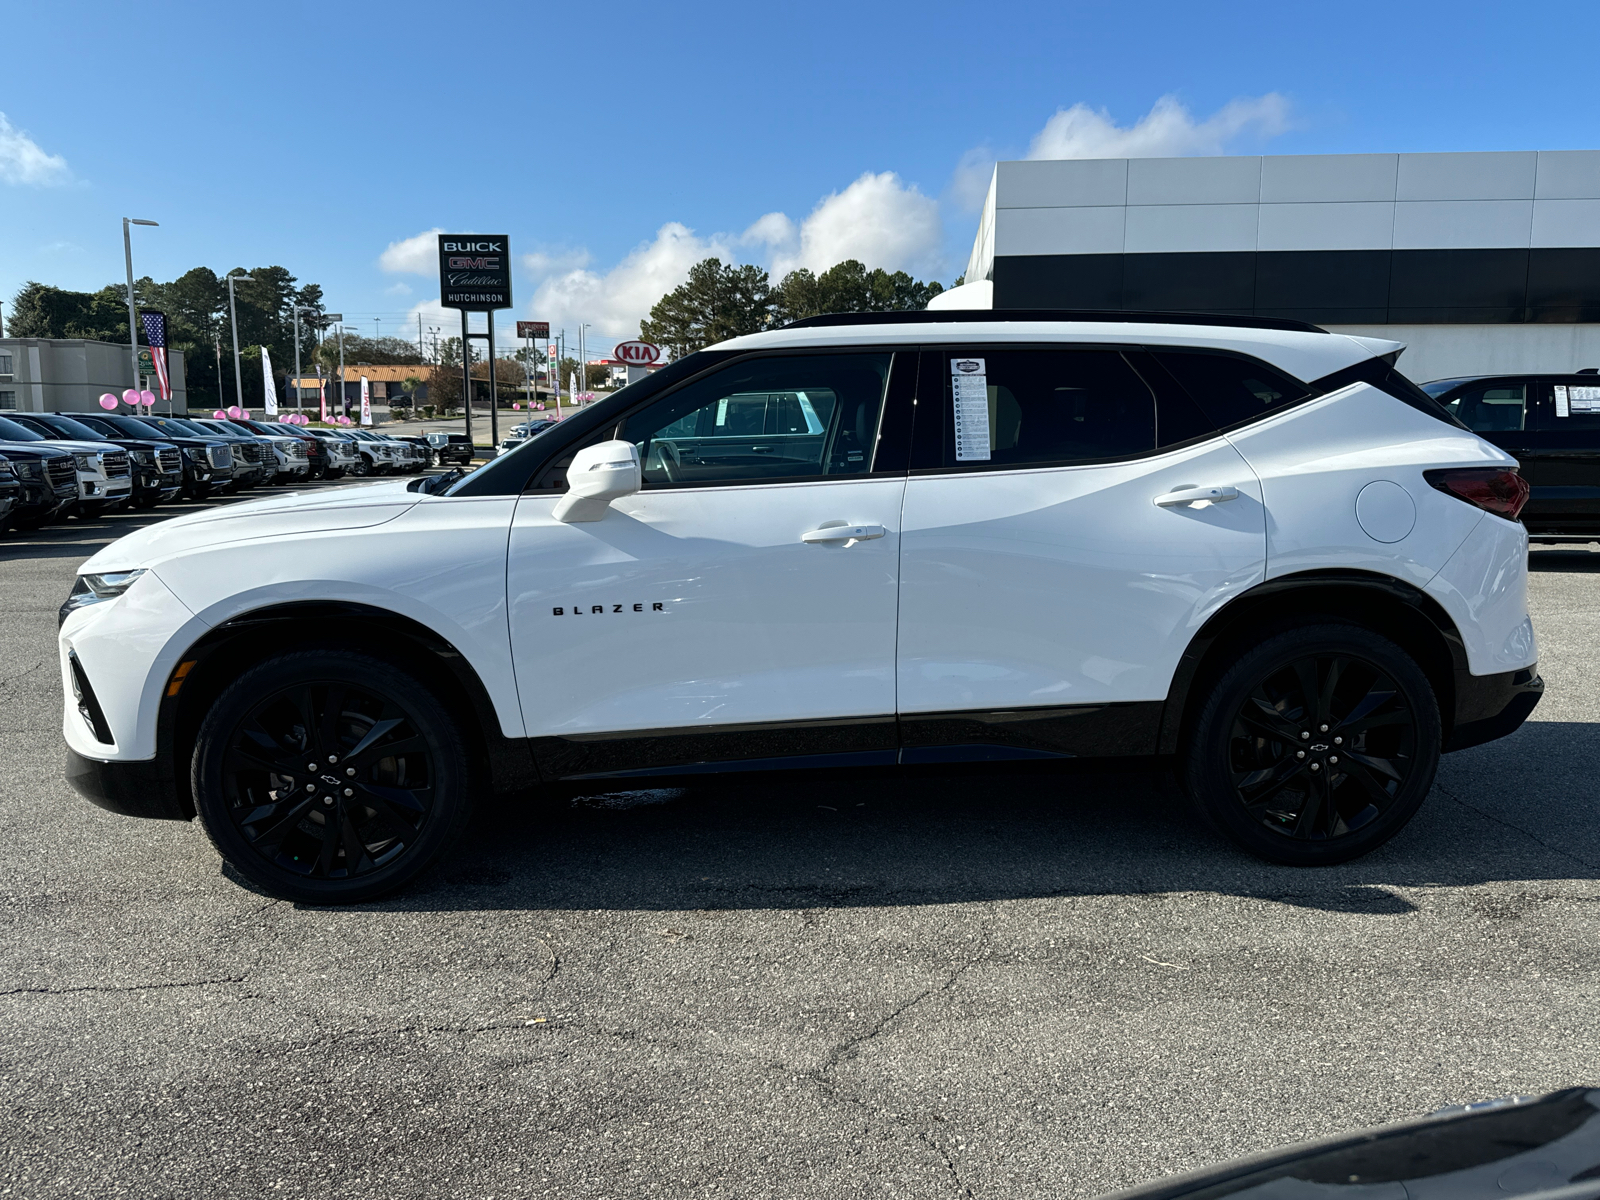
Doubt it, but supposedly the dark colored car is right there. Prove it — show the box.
[0,457,21,530]
[1424,370,1600,537]
[1104,1087,1600,1200]
[176,418,276,488]
[89,414,236,499]
[228,418,326,479]
[424,431,475,465]
[26,413,182,508]
[65,413,222,502]
[0,443,79,530]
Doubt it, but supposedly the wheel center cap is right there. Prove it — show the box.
[1310,743,1329,752]
[320,774,341,786]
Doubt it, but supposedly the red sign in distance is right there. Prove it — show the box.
[613,340,662,366]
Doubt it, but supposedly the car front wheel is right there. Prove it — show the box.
[1182,622,1441,866]
[191,649,475,903]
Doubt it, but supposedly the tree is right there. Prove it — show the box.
[773,260,944,323]
[639,259,775,358]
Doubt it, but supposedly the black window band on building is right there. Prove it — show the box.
[993,248,1600,325]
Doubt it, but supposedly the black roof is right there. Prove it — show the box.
[781,309,1328,335]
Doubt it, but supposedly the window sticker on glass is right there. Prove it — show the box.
[1571,385,1600,414]
[1555,385,1570,418]
[951,358,991,461]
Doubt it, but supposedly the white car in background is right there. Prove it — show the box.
[58,311,1541,903]
[0,414,133,515]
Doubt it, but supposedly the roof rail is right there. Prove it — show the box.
[781,309,1329,335]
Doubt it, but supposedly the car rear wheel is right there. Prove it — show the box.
[1182,622,1440,866]
[192,649,475,903]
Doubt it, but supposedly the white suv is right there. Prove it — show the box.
[58,312,1542,902]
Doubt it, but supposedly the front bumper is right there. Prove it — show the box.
[65,748,188,821]
[1447,664,1544,751]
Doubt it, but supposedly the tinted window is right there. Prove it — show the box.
[0,416,45,441]
[89,415,170,439]
[1156,351,1310,429]
[937,349,1155,469]
[620,353,890,486]
[137,416,201,439]
[1541,380,1600,432]
[35,415,108,439]
[1443,382,1528,432]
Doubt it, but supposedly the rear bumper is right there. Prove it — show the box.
[1447,665,1544,752]
[64,748,188,821]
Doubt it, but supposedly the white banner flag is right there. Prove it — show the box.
[359,375,372,426]
[261,346,279,415]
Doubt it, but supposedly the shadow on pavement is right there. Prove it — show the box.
[331,719,1600,918]
[1530,548,1600,572]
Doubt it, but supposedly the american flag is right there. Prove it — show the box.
[140,310,171,401]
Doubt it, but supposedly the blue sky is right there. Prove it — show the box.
[3,0,1598,353]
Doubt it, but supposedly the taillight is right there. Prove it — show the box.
[1424,467,1530,520]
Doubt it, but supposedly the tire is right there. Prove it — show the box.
[191,649,475,903]
[351,456,371,478]
[1182,621,1441,866]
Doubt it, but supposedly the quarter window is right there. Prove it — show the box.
[619,353,891,486]
[1156,351,1310,429]
[935,349,1156,469]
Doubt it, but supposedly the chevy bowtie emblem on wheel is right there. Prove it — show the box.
[552,603,667,615]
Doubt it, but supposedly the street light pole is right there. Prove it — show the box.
[336,324,348,418]
[225,273,255,411]
[122,218,158,407]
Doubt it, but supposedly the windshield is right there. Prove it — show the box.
[37,415,109,440]
[1421,377,1474,397]
[80,414,169,439]
[0,416,46,441]
[172,418,224,436]
[138,416,206,439]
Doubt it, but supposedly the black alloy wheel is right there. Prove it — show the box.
[192,650,473,903]
[1184,622,1440,865]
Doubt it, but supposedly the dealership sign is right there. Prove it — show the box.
[613,340,662,366]
[517,320,549,339]
[438,234,512,311]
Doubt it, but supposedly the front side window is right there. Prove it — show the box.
[935,349,1157,469]
[1538,380,1600,432]
[1444,382,1528,433]
[619,353,891,486]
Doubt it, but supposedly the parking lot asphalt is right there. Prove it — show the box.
[2,494,1598,1200]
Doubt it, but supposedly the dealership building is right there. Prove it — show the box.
[0,337,188,413]
[938,150,1600,382]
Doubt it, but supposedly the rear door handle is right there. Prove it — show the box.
[801,524,886,545]
[1153,485,1239,508]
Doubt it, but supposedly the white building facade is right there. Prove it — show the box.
[0,338,187,414]
[953,150,1600,383]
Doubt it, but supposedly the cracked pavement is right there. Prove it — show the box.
[3,507,1599,1199]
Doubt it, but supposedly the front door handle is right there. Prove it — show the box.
[801,524,886,545]
[1153,485,1239,508]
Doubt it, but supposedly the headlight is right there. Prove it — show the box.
[183,446,204,461]
[13,460,42,480]
[131,449,155,465]
[60,569,147,622]
[73,452,95,471]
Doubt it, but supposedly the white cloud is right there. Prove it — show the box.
[1026,93,1292,160]
[378,227,444,274]
[769,172,942,278]
[949,146,998,213]
[530,222,734,341]
[384,281,413,296]
[0,113,70,186]
[740,211,796,251]
[522,248,592,279]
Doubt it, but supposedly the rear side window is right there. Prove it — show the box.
[936,349,1155,469]
[1156,351,1310,430]
[1443,382,1528,432]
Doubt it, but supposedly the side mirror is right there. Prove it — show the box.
[552,439,642,523]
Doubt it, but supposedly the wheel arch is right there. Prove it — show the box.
[157,600,538,819]
[1158,569,1468,756]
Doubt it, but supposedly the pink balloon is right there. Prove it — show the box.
[340,416,352,426]
[122,389,140,406]
[240,410,251,419]
[512,403,521,410]
[213,410,227,419]
[140,389,156,406]
[99,396,118,411]
[226,406,242,419]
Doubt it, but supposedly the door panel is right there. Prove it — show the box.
[1529,379,1600,529]
[897,346,1266,715]
[508,478,906,738]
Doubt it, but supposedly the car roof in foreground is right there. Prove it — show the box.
[710,310,1401,386]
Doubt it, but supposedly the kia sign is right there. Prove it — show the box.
[438,234,512,311]
[517,320,549,339]
[613,340,662,366]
